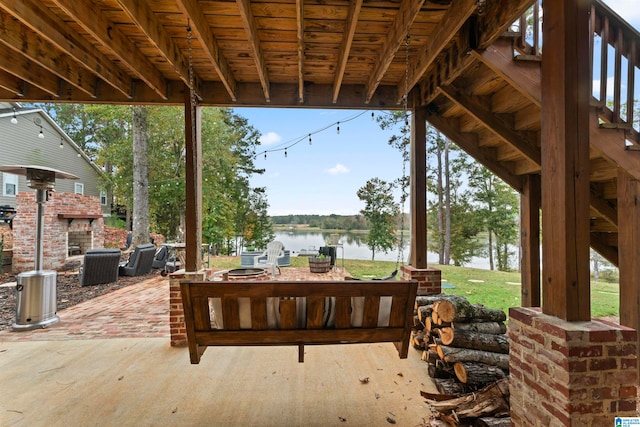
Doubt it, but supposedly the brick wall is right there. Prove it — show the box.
[13,191,104,272]
[509,307,637,425]
[169,271,205,347]
[401,265,441,295]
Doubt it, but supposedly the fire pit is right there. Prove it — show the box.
[226,267,269,281]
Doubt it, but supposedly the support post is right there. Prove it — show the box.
[184,85,202,272]
[409,104,427,269]
[617,168,640,373]
[520,174,540,307]
[540,0,591,320]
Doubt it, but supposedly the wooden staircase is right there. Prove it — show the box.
[424,0,640,267]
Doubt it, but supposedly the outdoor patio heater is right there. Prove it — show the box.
[0,165,78,331]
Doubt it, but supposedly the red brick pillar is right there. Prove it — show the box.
[169,271,204,347]
[401,265,441,295]
[509,307,637,425]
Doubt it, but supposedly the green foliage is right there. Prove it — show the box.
[104,216,127,229]
[357,178,400,261]
[271,214,369,230]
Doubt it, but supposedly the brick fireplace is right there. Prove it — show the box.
[13,191,105,272]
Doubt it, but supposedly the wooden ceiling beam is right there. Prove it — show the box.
[477,0,536,49]
[438,84,541,164]
[236,0,271,102]
[0,0,133,98]
[590,232,618,266]
[176,0,237,101]
[332,0,363,104]
[115,0,191,86]
[590,184,618,226]
[0,44,60,97]
[365,0,425,104]
[296,0,305,104]
[0,69,25,97]
[50,0,168,100]
[399,0,476,104]
[426,109,525,193]
[0,10,97,98]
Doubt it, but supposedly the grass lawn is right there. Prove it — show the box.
[208,255,619,320]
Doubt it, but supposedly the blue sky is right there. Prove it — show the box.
[236,0,639,216]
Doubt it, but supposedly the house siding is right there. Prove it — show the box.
[0,110,106,213]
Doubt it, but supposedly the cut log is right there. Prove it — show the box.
[411,330,426,349]
[433,378,467,395]
[436,297,507,323]
[415,294,452,308]
[438,346,510,370]
[418,305,433,323]
[438,328,509,354]
[454,362,507,385]
[424,378,510,419]
[453,321,506,335]
[428,359,455,379]
[413,315,425,330]
[422,349,439,363]
[431,309,442,326]
[476,417,511,427]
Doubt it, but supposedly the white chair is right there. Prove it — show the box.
[253,241,284,277]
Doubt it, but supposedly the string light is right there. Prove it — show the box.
[284,148,287,158]
[371,111,375,121]
[11,108,18,124]
[38,126,44,139]
[59,138,64,149]
[336,121,340,134]
[308,134,312,145]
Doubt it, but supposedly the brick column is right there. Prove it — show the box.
[401,265,441,295]
[169,271,205,347]
[509,307,637,425]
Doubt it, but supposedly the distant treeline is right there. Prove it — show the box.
[271,214,369,230]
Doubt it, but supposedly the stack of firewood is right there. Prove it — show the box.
[412,294,511,426]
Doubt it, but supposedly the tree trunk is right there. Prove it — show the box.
[437,139,444,265]
[435,296,507,323]
[453,362,507,385]
[132,105,150,248]
[438,328,509,354]
[437,345,510,370]
[453,321,507,335]
[488,230,494,271]
[443,136,451,265]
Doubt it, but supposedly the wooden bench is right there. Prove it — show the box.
[180,280,418,363]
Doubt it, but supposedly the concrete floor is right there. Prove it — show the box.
[0,268,436,426]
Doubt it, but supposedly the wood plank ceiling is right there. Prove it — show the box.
[0,0,532,109]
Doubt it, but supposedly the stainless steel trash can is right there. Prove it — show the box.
[13,270,59,331]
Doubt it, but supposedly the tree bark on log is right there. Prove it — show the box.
[436,297,507,323]
[418,305,433,323]
[438,346,510,370]
[415,294,452,308]
[453,362,507,385]
[432,378,467,395]
[476,417,511,427]
[453,321,506,335]
[438,328,509,354]
[424,378,510,418]
[428,359,455,379]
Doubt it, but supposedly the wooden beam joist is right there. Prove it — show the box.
[0,11,98,98]
[365,0,425,104]
[0,0,133,98]
[50,0,168,100]
[590,185,618,227]
[426,109,524,192]
[590,232,618,266]
[296,0,305,104]
[115,0,191,86]
[332,0,363,104]
[237,0,271,102]
[0,44,60,97]
[176,0,237,101]
[477,0,537,49]
[401,0,477,103]
[438,84,541,164]
[0,69,25,97]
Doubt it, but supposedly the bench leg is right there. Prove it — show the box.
[298,344,305,363]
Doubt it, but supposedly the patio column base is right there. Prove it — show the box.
[169,271,205,347]
[509,307,637,426]
[401,265,441,295]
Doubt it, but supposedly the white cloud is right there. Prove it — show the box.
[259,131,281,146]
[326,163,350,175]
[603,1,640,28]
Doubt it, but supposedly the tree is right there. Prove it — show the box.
[357,178,400,261]
[131,106,150,247]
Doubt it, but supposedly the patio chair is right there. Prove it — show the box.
[79,248,121,286]
[118,243,156,277]
[152,245,169,269]
[253,241,284,277]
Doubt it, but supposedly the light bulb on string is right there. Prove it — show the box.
[11,109,17,124]
[264,152,267,160]
[371,111,375,121]
[336,122,340,135]
[59,138,64,149]
[77,153,81,158]
[284,148,288,158]
[38,126,44,139]
[308,134,312,145]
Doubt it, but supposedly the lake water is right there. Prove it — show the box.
[274,230,499,270]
